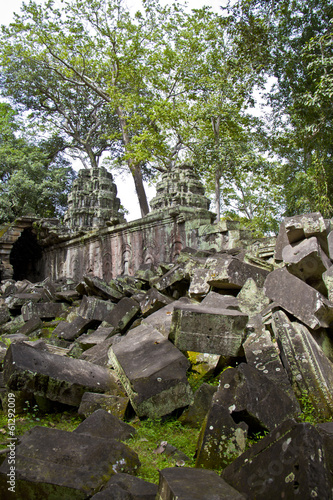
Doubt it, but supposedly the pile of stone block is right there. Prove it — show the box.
[0,212,333,498]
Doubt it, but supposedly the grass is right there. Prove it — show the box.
[0,407,83,452]
[127,417,199,484]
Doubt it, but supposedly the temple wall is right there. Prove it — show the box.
[39,207,247,282]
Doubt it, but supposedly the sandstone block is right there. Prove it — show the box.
[243,326,299,404]
[170,303,248,356]
[222,420,333,500]
[22,301,67,321]
[74,408,136,441]
[138,288,173,317]
[55,315,100,341]
[3,342,119,406]
[156,467,245,500]
[83,274,123,301]
[283,212,328,252]
[264,267,333,329]
[200,291,240,310]
[78,392,129,419]
[78,295,115,321]
[237,278,270,317]
[103,297,140,333]
[272,310,333,419]
[109,324,193,418]
[179,382,217,429]
[94,473,157,500]
[0,426,140,498]
[204,254,269,289]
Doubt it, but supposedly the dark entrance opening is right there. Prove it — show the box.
[10,228,43,282]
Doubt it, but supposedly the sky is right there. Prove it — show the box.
[0,0,224,220]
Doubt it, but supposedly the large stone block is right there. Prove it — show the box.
[103,297,140,333]
[109,324,193,418]
[78,392,129,419]
[3,342,120,406]
[0,426,140,498]
[283,212,328,252]
[170,303,248,356]
[156,467,245,500]
[77,295,115,321]
[264,267,333,329]
[92,473,158,500]
[272,310,333,419]
[282,236,331,294]
[73,408,136,441]
[204,254,269,289]
[195,402,248,470]
[55,315,101,341]
[22,301,68,321]
[222,420,333,500]
[243,325,299,404]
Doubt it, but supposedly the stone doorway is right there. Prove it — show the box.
[9,228,43,282]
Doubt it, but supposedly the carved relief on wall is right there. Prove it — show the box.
[122,243,132,276]
[171,238,183,261]
[102,252,112,282]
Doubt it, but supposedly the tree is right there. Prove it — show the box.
[227,0,333,217]
[0,0,187,216]
[0,102,75,223]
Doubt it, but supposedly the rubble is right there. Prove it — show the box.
[0,211,333,497]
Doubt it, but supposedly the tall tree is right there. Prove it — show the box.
[228,0,333,217]
[0,102,75,223]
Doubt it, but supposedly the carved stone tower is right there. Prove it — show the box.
[149,164,211,212]
[64,167,125,230]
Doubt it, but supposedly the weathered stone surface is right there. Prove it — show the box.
[109,324,193,418]
[17,316,42,336]
[243,327,299,405]
[55,289,81,302]
[237,278,270,317]
[200,291,240,310]
[156,467,245,500]
[79,336,120,366]
[3,342,119,406]
[214,363,300,432]
[170,303,248,356]
[151,264,189,295]
[103,297,140,333]
[282,236,331,294]
[204,254,269,289]
[64,166,125,229]
[78,392,129,419]
[83,275,123,301]
[264,267,333,329]
[141,297,193,338]
[323,265,333,302]
[94,473,158,500]
[0,426,140,498]
[222,420,333,500]
[55,315,100,341]
[78,326,115,350]
[74,408,136,441]
[272,310,333,419]
[0,306,10,326]
[78,295,115,322]
[149,163,211,212]
[138,288,173,317]
[22,301,68,321]
[283,212,328,252]
[188,268,211,298]
[179,382,218,429]
[195,401,248,469]
[5,292,42,312]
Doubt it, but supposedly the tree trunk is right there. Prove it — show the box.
[215,170,221,222]
[116,106,150,217]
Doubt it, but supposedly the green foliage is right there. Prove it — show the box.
[0,102,75,223]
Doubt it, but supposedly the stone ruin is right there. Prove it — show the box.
[0,168,332,498]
